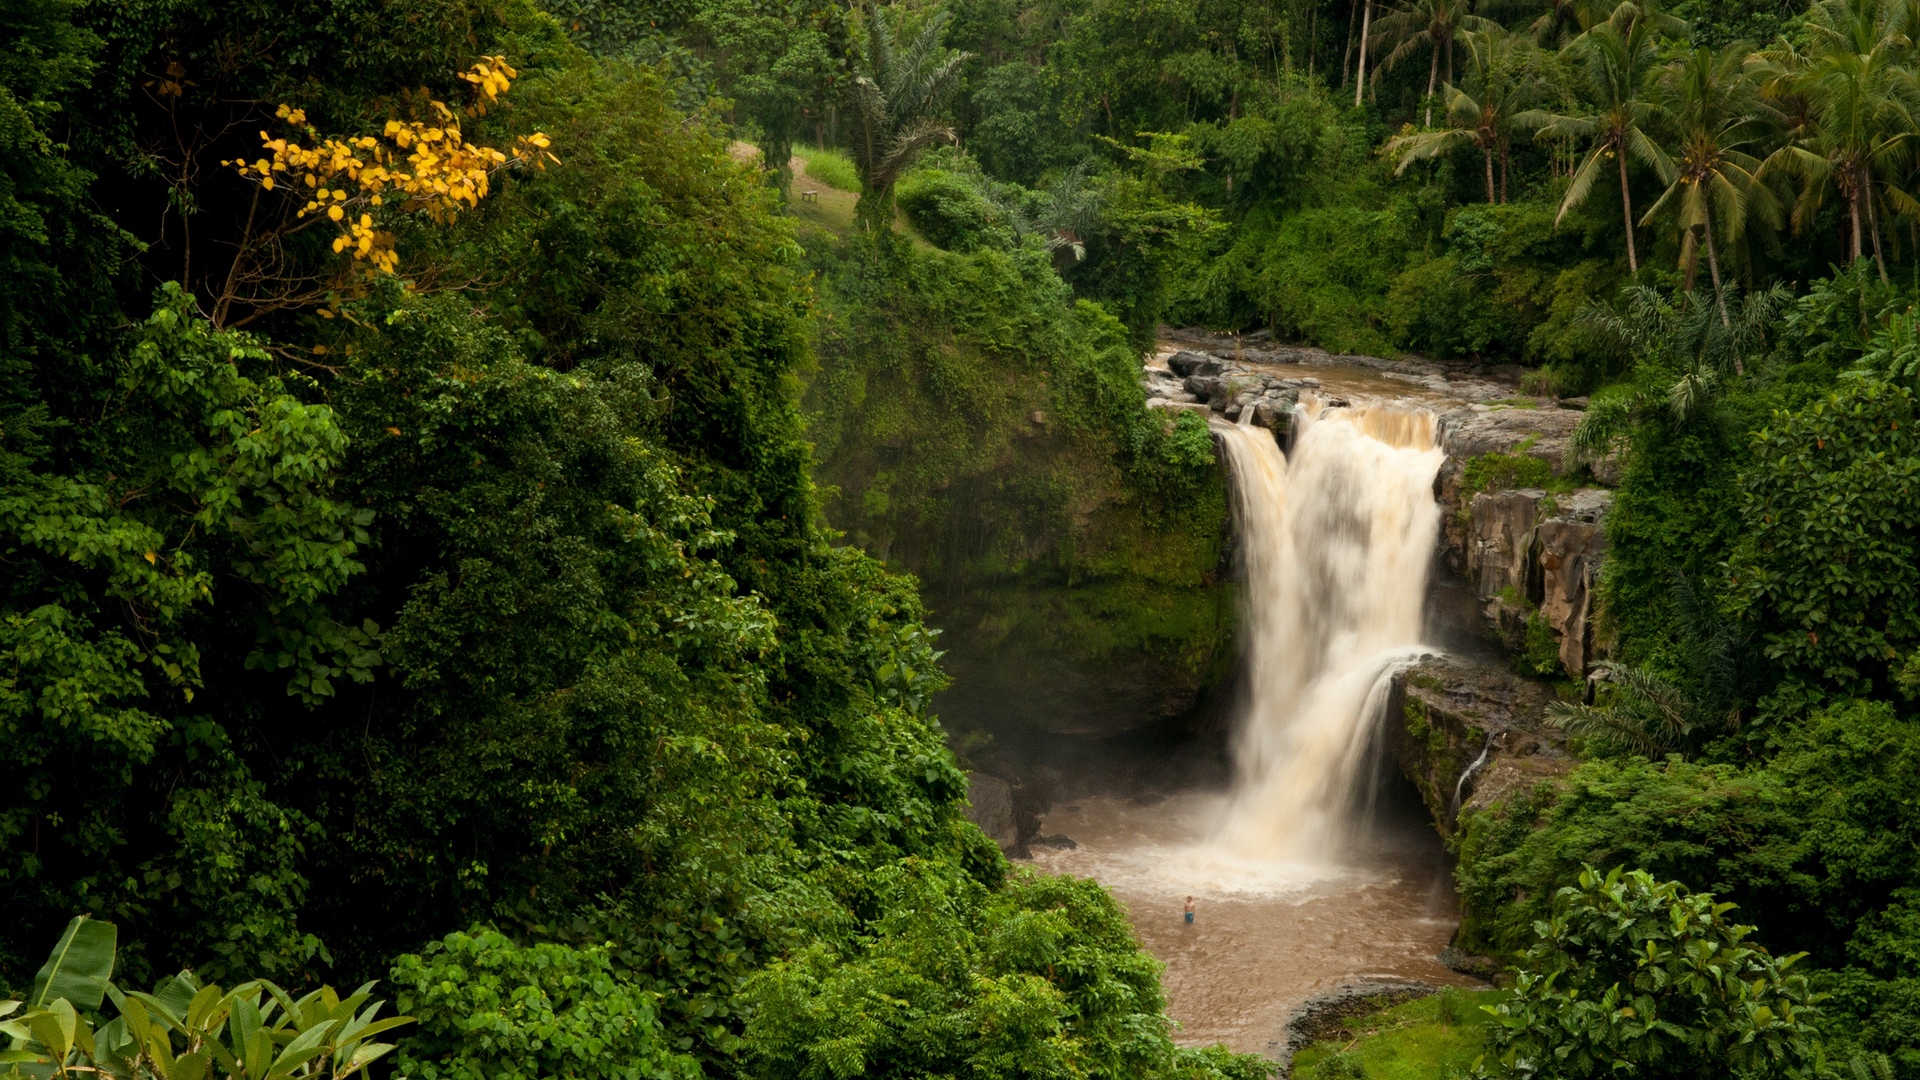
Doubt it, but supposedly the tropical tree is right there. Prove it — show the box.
[846,0,972,227]
[1758,0,1920,283]
[1642,43,1782,321]
[1369,0,1487,125]
[1530,0,1678,272]
[1382,26,1541,202]
[700,0,847,197]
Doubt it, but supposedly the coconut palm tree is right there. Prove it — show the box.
[1369,0,1489,125]
[1758,0,1920,282]
[846,0,972,228]
[1382,26,1541,201]
[1479,0,1610,48]
[1641,43,1783,325]
[1526,0,1679,272]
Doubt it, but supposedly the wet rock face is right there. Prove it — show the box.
[965,772,1027,858]
[1536,490,1610,674]
[1384,656,1570,836]
[1433,405,1613,677]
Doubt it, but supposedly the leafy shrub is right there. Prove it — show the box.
[1,916,408,1080]
[1520,611,1562,677]
[741,867,1270,1080]
[1728,374,1920,707]
[1481,867,1819,1080]
[391,929,699,1080]
[897,167,1010,252]
[1456,699,1920,970]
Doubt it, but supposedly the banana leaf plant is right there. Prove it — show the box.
[2,917,411,1080]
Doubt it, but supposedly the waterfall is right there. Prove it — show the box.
[1210,400,1445,868]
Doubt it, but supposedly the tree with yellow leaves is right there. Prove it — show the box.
[215,57,556,325]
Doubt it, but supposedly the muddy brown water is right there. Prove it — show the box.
[1029,792,1479,1054]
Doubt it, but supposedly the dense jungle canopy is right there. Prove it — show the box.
[8,0,1920,1073]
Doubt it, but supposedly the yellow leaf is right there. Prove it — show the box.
[328,205,344,222]
[144,551,157,564]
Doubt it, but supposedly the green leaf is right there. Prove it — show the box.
[29,916,117,1011]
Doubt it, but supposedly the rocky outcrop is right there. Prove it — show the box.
[1383,656,1570,835]
[1535,490,1610,674]
[1432,404,1612,677]
[1144,350,1307,437]
[965,772,1027,857]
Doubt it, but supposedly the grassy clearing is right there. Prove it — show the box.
[793,144,860,191]
[784,149,932,248]
[1289,989,1506,1080]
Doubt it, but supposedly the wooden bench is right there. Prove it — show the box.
[801,190,820,203]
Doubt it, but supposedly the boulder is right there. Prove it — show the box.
[1250,399,1293,436]
[1168,350,1226,377]
[965,772,1025,857]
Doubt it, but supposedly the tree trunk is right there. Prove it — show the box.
[1485,147,1496,203]
[1500,143,1510,203]
[1355,0,1373,108]
[1865,171,1891,284]
[1850,186,1864,264]
[1702,203,1742,375]
[1343,0,1359,88]
[1425,45,1438,126]
[1619,145,1639,273]
[1308,2,1318,77]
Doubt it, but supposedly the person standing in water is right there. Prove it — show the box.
[1184,896,1195,924]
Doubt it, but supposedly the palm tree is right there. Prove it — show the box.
[1369,0,1487,125]
[1479,0,1610,49]
[1383,26,1540,201]
[1575,282,1789,415]
[1641,43,1783,324]
[1527,0,1678,273]
[846,0,972,228]
[1758,0,1920,283]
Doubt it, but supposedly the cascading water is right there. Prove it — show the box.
[1210,400,1445,868]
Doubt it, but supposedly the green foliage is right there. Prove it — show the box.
[1521,610,1563,677]
[897,166,1011,251]
[1481,867,1819,1080]
[390,930,699,1080]
[1,918,411,1080]
[1728,375,1920,706]
[1457,699,1920,1013]
[740,867,1269,1080]
[1459,445,1558,502]
[29,917,118,1012]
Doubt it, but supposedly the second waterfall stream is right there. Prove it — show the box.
[1210,400,1446,870]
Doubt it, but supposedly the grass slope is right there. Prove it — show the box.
[1289,990,1506,1080]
